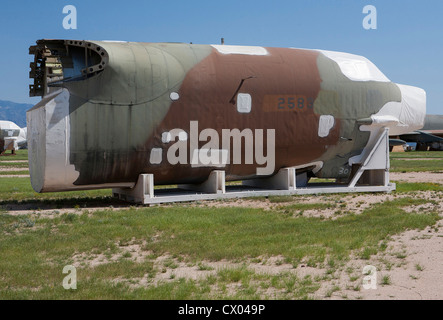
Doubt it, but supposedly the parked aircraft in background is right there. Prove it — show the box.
[395,115,443,151]
[0,120,27,155]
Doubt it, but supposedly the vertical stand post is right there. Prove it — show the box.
[179,170,226,194]
[113,173,154,204]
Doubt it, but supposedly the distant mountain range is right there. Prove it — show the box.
[0,100,34,128]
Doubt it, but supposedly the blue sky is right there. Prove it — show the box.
[1,0,442,114]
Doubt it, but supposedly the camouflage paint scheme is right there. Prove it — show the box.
[28,40,425,192]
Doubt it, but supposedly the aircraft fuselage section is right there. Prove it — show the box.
[27,40,426,192]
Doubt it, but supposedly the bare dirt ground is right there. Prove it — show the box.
[0,167,28,172]
[65,219,443,300]
[0,175,30,178]
[342,226,443,300]
[0,163,29,177]
[1,171,442,299]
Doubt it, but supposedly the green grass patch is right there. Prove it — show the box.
[0,197,439,299]
[0,177,111,202]
[389,151,443,172]
[390,159,443,173]
[309,178,337,183]
[0,150,28,161]
[390,151,443,159]
[0,162,29,168]
[395,182,443,192]
[0,170,29,176]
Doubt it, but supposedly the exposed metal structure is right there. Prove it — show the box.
[29,40,108,97]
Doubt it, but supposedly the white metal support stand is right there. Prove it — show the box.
[348,128,390,188]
